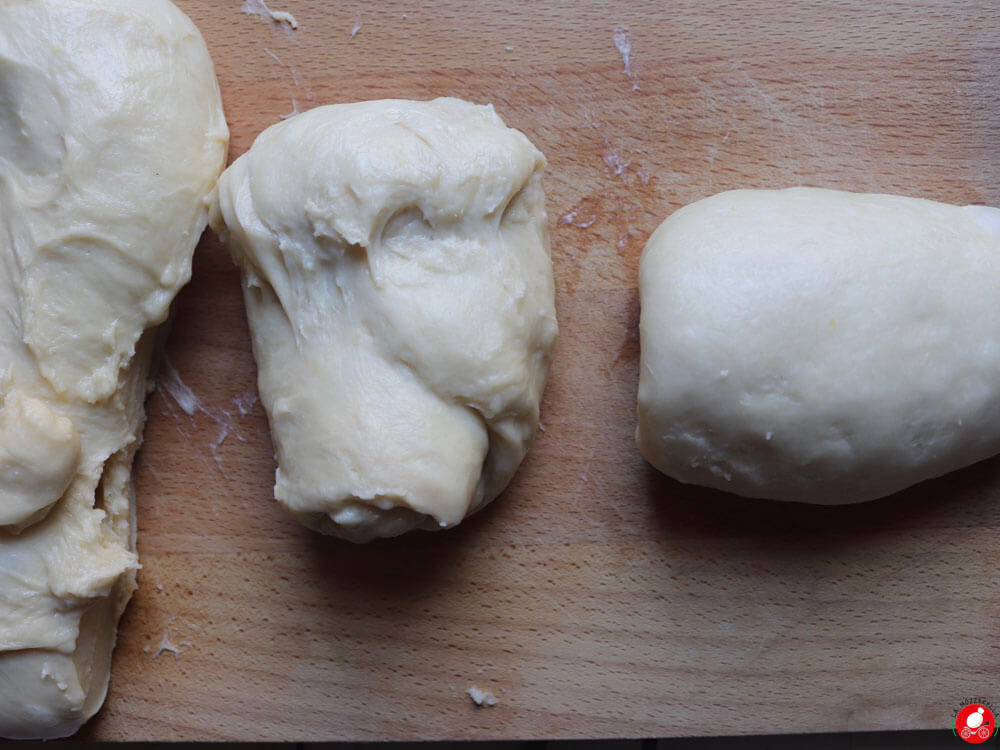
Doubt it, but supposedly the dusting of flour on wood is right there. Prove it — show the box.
[466,686,498,707]
[241,0,297,29]
[613,25,638,90]
[152,632,181,660]
[156,357,257,476]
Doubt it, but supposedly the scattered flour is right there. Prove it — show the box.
[559,209,596,228]
[603,151,631,177]
[152,632,181,660]
[234,391,259,416]
[466,685,498,707]
[280,97,301,120]
[157,358,253,475]
[160,357,199,416]
[242,0,298,28]
[613,25,639,90]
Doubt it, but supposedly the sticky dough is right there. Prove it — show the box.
[211,98,557,541]
[0,0,227,737]
[637,187,1000,504]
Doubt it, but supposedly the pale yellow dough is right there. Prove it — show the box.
[638,188,1000,504]
[211,98,557,541]
[0,0,227,738]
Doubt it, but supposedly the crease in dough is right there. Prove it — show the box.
[212,98,557,541]
[0,0,227,738]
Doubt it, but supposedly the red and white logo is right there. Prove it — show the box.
[955,703,996,744]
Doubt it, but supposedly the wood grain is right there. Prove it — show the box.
[79,0,1000,740]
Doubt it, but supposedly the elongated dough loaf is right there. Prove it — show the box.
[0,0,227,737]
[211,98,557,541]
[637,187,1000,504]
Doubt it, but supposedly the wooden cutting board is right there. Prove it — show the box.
[81,0,1000,740]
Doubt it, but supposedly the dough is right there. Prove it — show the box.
[637,187,1000,504]
[211,98,557,541]
[0,0,227,737]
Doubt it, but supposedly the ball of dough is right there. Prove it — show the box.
[211,98,557,541]
[637,187,1000,504]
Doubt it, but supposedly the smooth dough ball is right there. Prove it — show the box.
[637,187,1000,504]
[211,98,557,541]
